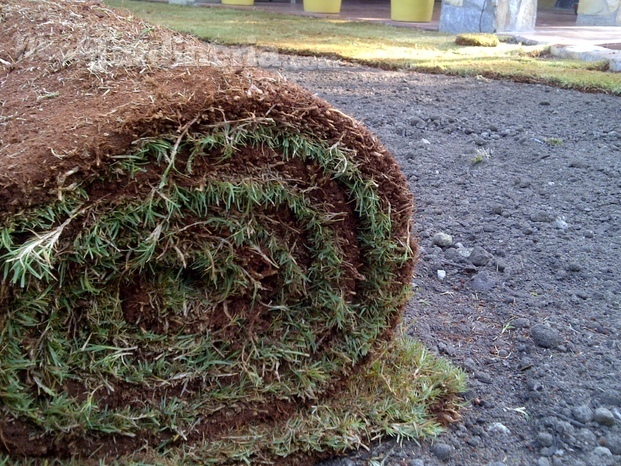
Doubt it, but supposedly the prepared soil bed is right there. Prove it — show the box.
[272,53,621,466]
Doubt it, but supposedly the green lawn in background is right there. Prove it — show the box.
[104,0,621,94]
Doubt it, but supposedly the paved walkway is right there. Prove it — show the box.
[520,8,621,49]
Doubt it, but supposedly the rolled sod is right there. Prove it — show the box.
[0,1,464,463]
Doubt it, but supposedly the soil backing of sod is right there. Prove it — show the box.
[0,1,465,463]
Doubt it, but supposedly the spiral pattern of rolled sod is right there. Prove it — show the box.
[0,119,415,459]
[0,1,420,462]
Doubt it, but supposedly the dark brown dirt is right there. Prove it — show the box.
[268,52,621,466]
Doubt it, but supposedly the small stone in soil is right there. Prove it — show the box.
[531,324,562,349]
[555,420,575,436]
[539,446,556,457]
[513,317,531,329]
[593,407,616,426]
[444,248,468,263]
[597,389,621,407]
[530,211,554,222]
[431,442,453,461]
[591,446,613,457]
[569,159,590,169]
[471,272,496,291]
[572,405,594,423]
[520,357,534,370]
[537,431,554,447]
[467,436,481,446]
[469,246,492,266]
[575,428,597,446]
[474,371,493,384]
[490,204,504,215]
[432,232,453,247]
[517,178,532,188]
[455,242,472,258]
[487,422,511,435]
[494,258,508,272]
[605,434,621,455]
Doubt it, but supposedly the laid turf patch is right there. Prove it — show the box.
[0,1,465,463]
[455,33,500,47]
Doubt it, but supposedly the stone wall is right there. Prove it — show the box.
[440,0,495,33]
[440,0,537,32]
[577,0,621,25]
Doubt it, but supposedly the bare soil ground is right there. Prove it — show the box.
[270,55,621,466]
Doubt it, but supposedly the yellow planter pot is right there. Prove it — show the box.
[303,0,342,13]
[391,0,434,21]
[222,0,254,5]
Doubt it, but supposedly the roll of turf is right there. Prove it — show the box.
[0,1,463,464]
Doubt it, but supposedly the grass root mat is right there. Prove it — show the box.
[0,1,465,463]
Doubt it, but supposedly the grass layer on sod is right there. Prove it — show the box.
[0,1,464,463]
[104,0,621,95]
